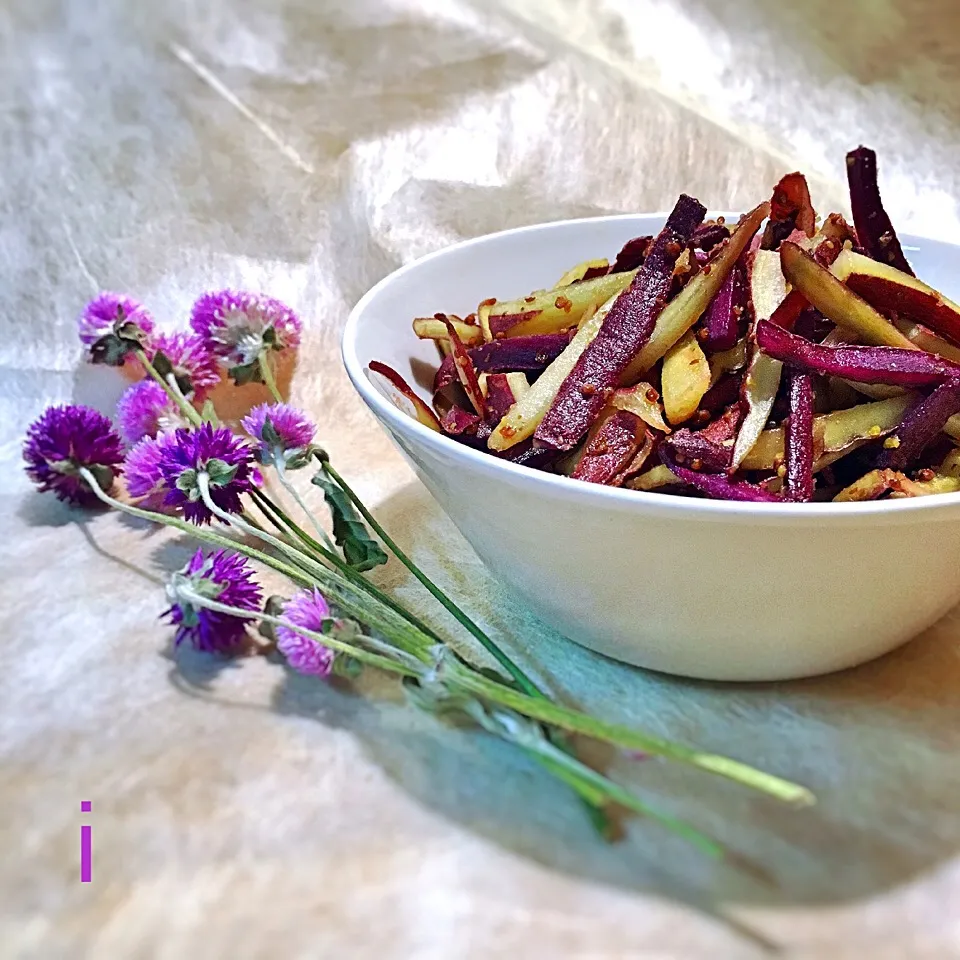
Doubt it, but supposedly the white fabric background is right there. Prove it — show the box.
[3,1,960,956]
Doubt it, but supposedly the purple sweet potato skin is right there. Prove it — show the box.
[663,403,742,472]
[844,273,960,347]
[702,260,746,351]
[659,447,781,502]
[433,333,571,394]
[534,194,707,451]
[691,221,730,252]
[488,310,542,336]
[440,405,484,436]
[875,382,960,471]
[571,411,646,485]
[610,236,652,274]
[846,146,915,276]
[784,369,815,502]
[484,373,518,424]
[756,319,960,387]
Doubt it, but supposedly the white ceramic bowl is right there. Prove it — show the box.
[343,214,960,681]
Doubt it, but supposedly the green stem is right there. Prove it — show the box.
[136,349,203,427]
[79,469,430,654]
[250,487,444,649]
[259,351,283,403]
[274,460,337,554]
[525,740,723,858]
[321,463,539,697]
[78,468,313,587]
[449,662,814,806]
[197,476,434,662]
[179,589,422,679]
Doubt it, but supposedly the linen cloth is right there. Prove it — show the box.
[3,1,960,956]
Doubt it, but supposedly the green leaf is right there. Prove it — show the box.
[175,468,198,494]
[89,309,153,366]
[205,458,239,487]
[151,349,174,381]
[311,472,388,572]
[152,349,194,396]
[260,417,281,447]
[258,595,286,642]
[199,399,218,424]
[228,361,264,386]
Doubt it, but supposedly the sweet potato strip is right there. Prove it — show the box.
[734,395,914,471]
[780,242,916,349]
[755,320,960,387]
[659,447,781,502]
[893,319,960,363]
[480,372,528,424]
[875,382,960,471]
[834,468,960,501]
[479,270,636,340]
[368,361,442,432]
[784,370,815,502]
[533,195,707,451]
[833,469,904,502]
[845,146,914,275]
[664,412,738,473]
[443,318,487,418]
[701,259,746,351]
[571,411,647,486]
[730,248,789,469]
[488,296,613,451]
[432,333,570,395]
[662,330,711,425]
[413,315,484,345]
[621,201,769,382]
[831,248,960,348]
[555,259,609,287]
[762,172,817,248]
[610,382,671,434]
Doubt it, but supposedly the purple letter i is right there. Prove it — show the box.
[80,802,92,883]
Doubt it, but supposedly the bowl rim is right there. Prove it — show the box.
[342,212,960,521]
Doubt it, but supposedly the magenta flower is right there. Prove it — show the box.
[275,588,335,678]
[166,548,262,654]
[77,293,155,349]
[157,424,256,524]
[23,404,124,507]
[115,380,187,446]
[190,290,302,366]
[143,331,221,400]
[241,402,316,465]
[123,432,178,506]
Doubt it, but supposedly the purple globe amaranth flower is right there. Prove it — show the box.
[115,380,188,447]
[157,424,256,524]
[23,404,124,507]
[275,588,335,678]
[77,292,155,364]
[241,402,316,466]
[123,432,178,507]
[190,290,302,366]
[166,548,262,654]
[142,331,221,401]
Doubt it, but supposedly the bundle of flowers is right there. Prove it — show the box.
[23,288,813,856]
